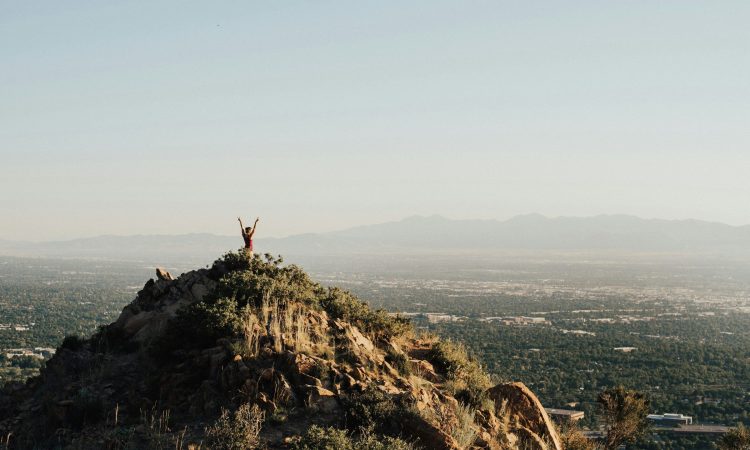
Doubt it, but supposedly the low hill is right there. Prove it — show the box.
[0,251,562,449]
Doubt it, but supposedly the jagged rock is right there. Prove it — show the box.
[487,382,563,450]
[333,319,385,367]
[410,358,440,382]
[156,267,174,281]
[220,359,251,391]
[400,412,460,450]
[301,385,338,413]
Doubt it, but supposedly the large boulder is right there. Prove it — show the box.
[487,382,563,450]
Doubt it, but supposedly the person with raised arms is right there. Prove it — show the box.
[238,216,259,254]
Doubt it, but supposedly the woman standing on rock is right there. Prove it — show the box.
[238,216,259,254]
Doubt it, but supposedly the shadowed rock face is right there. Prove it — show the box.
[0,253,561,450]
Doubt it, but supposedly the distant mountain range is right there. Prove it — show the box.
[2,214,750,263]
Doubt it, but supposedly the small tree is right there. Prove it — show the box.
[718,424,750,450]
[597,386,650,450]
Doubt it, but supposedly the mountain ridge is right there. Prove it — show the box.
[2,214,750,262]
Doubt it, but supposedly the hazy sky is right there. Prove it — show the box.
[2,1,749,241]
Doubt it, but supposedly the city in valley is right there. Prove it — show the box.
[1,252,748,449]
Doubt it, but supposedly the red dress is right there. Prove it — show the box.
[243,233,253,251]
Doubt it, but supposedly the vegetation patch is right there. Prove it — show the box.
[205,403,265,450]
[427,340,491,407]
[291,425,417,450]
[385,346,411,376]
[321,287,411,343]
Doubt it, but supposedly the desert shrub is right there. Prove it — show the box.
[428,340,491,407]
[212,253,318,310]
[385,347,411,376]
[321,288,411,342]
[176,252,408,356]
[341,386,421,437]
[451,402,478,450]
[343,387,400,432]
[718,424,750,450]
[291,426,353,450]
[167,298,241,349]
[60,334,86,351]
[561,425,600,450]
[597,386,650,450]
[354,430,417,450]
[214,250,255,272]
[291,425,417,450]
[205,403,265,450]
[428,340,471,378]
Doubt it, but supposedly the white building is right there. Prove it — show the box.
[647,413,693,426]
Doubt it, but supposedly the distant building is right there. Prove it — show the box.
[665,425,730,435]
[613,347,637,353]
[647,413,693,426]
[481,316,551,326]
[396,312,465,323]
[546,408,585,423]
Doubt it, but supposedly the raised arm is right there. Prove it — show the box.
[238,217,245,233]
[249,217,259,237]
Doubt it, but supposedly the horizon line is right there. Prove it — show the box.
[2,213,749,244]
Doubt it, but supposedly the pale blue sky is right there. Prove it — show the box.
[1,1,749,240]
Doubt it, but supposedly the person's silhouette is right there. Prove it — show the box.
[238,217,259,254]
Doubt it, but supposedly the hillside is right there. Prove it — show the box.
[0,251,563,450]
[2,215,750,262]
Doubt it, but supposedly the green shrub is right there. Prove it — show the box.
[291,426,353,450]
[205,403,265,450]
[353,431,417,450]
[342,386,421,438]
[291,425,417,450]
[166,298,241,349]
[321,288,411,342]
[343,387,399,432]
[561,426,600,450]
[597,386,650,450]
[428,340,491,407]
[718,424,750,450]
[385,347,411,376]
[214,250,254,272]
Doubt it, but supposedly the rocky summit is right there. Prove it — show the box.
[0,252,561,450]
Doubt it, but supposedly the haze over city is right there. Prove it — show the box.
[3,1,750,241]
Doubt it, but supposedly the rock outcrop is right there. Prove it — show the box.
[488,382,563,450]
[0,252,563,450]
[155,267,174,281]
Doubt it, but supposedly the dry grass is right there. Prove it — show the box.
[205,403,264,450]
[561,424,600,450]
[238,292,331,358]
[240,306,262,357]
[451,402,478,450]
